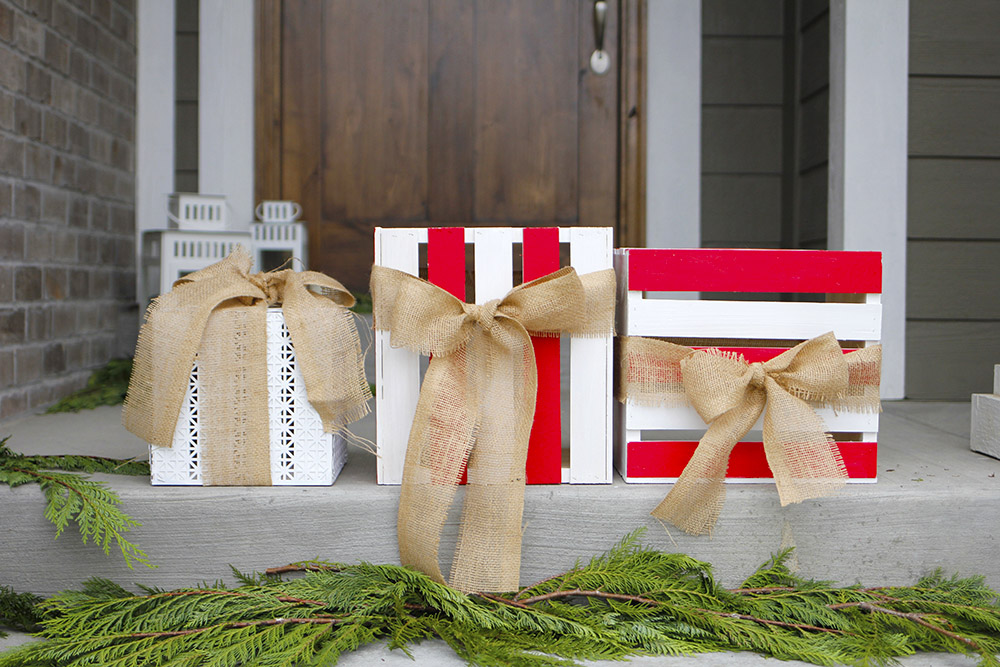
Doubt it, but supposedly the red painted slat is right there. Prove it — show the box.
[626,249,882,294]
[427,228,468,485]
[694,347,855,362]
[523,227,562,484]
[626,441,878,479]
[427,227,466,299]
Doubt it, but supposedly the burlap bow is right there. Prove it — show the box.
[123,247,371,485]
[371,265,616,592]
[619,333,881,535]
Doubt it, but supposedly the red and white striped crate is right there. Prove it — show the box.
[615,248,882,484]
[374,227,614,485]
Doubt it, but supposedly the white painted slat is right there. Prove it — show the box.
[625,403,879,433]
[375,229,421,485]
[473,228,514,302]
[569,228,614,483]
[626,298,883,341]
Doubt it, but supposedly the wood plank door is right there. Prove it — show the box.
[256,0,644,290]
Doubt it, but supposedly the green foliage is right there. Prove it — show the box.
[0,587,44,637]
[46,359,133,413]
[0,438,151,570]
[349,292,372,314]
[2,530,999,666]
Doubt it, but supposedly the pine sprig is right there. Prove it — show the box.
[0,439,151,569]
[0,587,44,637]
[45,358,133,414]
[3,530,999,666]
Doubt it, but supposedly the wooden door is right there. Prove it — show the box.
[256,0,644,290]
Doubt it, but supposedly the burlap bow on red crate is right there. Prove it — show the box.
[123,247,371,486]
[371,264,616,593]
[619,333,881,535]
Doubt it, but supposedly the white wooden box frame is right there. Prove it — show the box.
[168,193,229,231]
[614,248,882,484]
[374,227,614,485]
[149,308,347,486]
[250,222,308,270]
[141,229,250,304]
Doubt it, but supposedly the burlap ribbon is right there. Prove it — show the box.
[371,264,616,592]
[619,333,881,535]
[123,247,371,485]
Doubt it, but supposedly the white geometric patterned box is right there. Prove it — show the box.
[149,308,348,486]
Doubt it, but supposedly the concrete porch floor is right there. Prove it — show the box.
[0,400,995,665]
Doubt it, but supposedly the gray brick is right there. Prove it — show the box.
[90,199,108,230]
[96,166,114,196]
[0,266,13,302]
[68,196,87,227]
[27,382,53,410]
[14,12,45,59]
[75,160,96,192]
[25,62,52,103]
[0,135,23,177]
[108,4,127,39]
[43,266,67,300]
[92,0,111,25]
[88,335,111,364]
[25,225,53,261]
[110,135,129,170]
[51,1,76,38]
[50,302,75,334]
[52,153,73,186]
[90,267,110,297]
[52,227,76,260]
[77,233,97,263]
[44,29,70,73]
[15,98,41,139]
[0,91,14,130]
[0,390,28,420]
[89,130,108,163]
[24,142,53,181]
[26,304,49,339]
[0,350,13,388]
[68,268,87,297]
[24,0,52,21]
[0,4,14,42]
[0,45,26,92]
[77,300,99,331]
[43,342,65,373]
[42,111,66,147]
[13,183,40,219]
[0,308,25,344]
[76,87,98,124]
[0,222,24,259]
[110,204,131,234]
[75,15,96,53]
[0,181,10,216]
[15,266,42,300]
[15,345,43,383]
[51,75,75,114]
[113,268,133,299]
[67,121,87,156]
[63,336,85,367]
[40,189,67,223]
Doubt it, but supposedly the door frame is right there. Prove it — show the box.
[253,0,647,248]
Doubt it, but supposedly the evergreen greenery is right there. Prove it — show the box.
[45,359,133,414]
[0,439,151,570]
[0,587,43,638]
[2,530,998,666]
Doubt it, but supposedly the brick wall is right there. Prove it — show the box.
[0,0,136,421]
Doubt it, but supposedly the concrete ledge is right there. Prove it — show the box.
[2,403,999,598]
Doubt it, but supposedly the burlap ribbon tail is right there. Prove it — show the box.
[123,247,371,485]
[371,265,616,593]
[619,333,881,535]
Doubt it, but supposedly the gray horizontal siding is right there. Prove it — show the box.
[906,0,1000,399]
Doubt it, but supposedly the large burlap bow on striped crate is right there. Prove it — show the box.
[619,333,881,535]
[123,247,371,485]
[371,265,616,593]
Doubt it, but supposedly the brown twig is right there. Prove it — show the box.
[728,587,798,595]
[265,563,342,576]
[697,608,844,635]
[518,588,662,607]
[828,602,981,651]
[477,592,529,610]
[152,589,326,607]
[129,616,343,639]
[515,572,569,600]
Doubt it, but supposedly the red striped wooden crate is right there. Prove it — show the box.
[374,227,614,485]
[615,248,882,484]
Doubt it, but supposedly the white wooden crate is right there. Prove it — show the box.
[250,222,308,271]
[168,193,229,231]
[615,248,882,484]
[374,227,614,485]
[150,308,347,486]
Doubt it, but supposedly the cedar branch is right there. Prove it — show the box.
[129,616,344,639]
[828,601,981,651]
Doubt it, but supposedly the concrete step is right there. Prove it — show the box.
[2,401,996,665]
[1,401,998,599]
